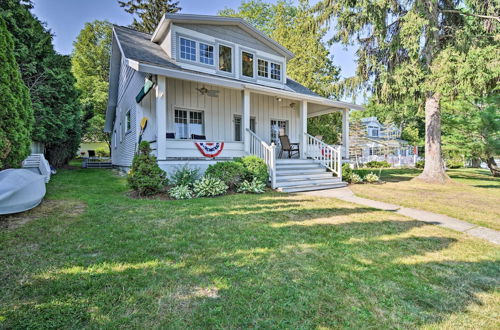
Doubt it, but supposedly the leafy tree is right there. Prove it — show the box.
[0,17,33,169]
[72,20,112,149]
[118,0,181,33]
[313,0,499,183]
[0,0,83,167]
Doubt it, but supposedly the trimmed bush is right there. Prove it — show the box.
[237,178,266,194]
[415,160,425,169]
[95,147,110,157]
[365,160,391,168]
[170,165,200,187]
[169,184,193,200]
[351,173,363,183]
[364,172,379,183]
[446,158,463,169]
[236,156,269,183]
[205,161,245,189]
[193,176,228,197]
[342,163,353,182]
[127,141,167,196]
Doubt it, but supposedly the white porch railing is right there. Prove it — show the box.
[305,133,342,180]
[247,129,277,188]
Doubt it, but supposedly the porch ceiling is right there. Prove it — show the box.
[307,104,347,118]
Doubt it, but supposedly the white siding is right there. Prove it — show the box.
[111,63,146,167]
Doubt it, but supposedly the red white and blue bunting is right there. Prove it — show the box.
[195,142,225,158]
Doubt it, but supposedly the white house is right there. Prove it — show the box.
[104,14,363,192]
[350,117,417,166]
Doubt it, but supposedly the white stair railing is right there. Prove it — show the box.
[247,129,277,188]
[305,133,342,180]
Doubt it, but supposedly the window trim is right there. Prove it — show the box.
[239,48,257,81]
[256,56,284,83]
[199,42,215,65]
[173,107,205,140]
[179,36,197,62]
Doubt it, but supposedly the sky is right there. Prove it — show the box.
[30,0,358,79]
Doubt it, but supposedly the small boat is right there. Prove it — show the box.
[0,169,46,215]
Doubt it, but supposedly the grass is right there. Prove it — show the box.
[0,167,499,328]
[351,168,500,231]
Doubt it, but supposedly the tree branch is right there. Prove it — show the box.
[441,9,500,23]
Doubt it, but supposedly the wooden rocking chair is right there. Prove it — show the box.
[278,135,300,158]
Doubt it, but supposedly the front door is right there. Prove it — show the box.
[270,120,288,144]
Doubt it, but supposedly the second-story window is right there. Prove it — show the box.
[270,63,281,80]
[199,43,214,65]
[219,45,232,72]
[242,51,254,78]
[258,59,268,78]
[180,37,196,61]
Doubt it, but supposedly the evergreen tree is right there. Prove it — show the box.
[0,17,33,169]
[0,0,83,167]
[313,0,499,183]
[72,20,112,149]
[118,0,181,33]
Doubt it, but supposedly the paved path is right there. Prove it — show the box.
[302,187,500,245]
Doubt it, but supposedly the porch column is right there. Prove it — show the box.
[299,100,308,159]
[156,76,167,160]
[342,108,350,159]
[242,89,250,154]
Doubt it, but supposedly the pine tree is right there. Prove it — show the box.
[118,0,181,33]
[313,0,499,183]
[0,17,33,169]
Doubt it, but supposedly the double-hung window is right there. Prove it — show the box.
[234,115,256,141]
[270,63,281,80]
[199,43,214,65]
[218,45,232,72]
[180,37,196,61]
[258,59,268,78]
[241,51,254,78]
[125,110,131,132]
[175,109,204,139]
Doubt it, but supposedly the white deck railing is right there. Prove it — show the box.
[247,129,277,188]
[305,133,342,180]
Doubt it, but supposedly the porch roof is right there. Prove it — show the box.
[112,25,364,110]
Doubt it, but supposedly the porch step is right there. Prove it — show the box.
[86,162,113,169]
[273,158,346,192]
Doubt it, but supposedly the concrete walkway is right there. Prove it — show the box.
[302,187,500,245]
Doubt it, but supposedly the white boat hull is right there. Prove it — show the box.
[0,169,46,215]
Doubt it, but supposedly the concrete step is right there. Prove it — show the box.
[276,168,328,176]
[276,177,341,188]
[278,181,347,193]
[276,173,334,182]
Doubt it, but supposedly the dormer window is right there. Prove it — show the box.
[199,43,214,65]
[242,51,254,78]
[368,126,379,137]
[270,63,281,80]
[180,37,196,61]
[258,59,268,78]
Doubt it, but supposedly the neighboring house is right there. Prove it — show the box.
[350,117,417,166]
[104,14,362,191]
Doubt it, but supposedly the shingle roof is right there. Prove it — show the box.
[113,25,319,97]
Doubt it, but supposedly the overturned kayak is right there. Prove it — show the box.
[0,169,46,215]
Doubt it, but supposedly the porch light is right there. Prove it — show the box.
[276,97,282,102]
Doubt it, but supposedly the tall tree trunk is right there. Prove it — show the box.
[415,93,451,183]
[486,157,500,177]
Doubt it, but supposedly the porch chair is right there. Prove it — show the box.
[166,132,175,139]
[278,135,299,159]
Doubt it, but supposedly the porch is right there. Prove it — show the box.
[140,75,360,190]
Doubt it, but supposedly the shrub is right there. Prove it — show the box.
[169,184,193,200]
[128,141,167,196]
[205,161,245,189]
[235,156,268,183]
[193,176,228,197]
[351,173,363,183]
[170,165,200,187]
[342,163,353,182]
[95,147,110,157]
[365,160,391,168]
[237,178,266,193]
[415,160,425,169]
[364,172,379,183]
[446,158,463,169]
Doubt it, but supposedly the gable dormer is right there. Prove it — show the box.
[151,14,294,89]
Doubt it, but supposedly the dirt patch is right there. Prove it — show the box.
[0,199,86,230]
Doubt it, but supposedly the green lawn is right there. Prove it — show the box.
[1,168,499,328]
[351,168,500,231]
